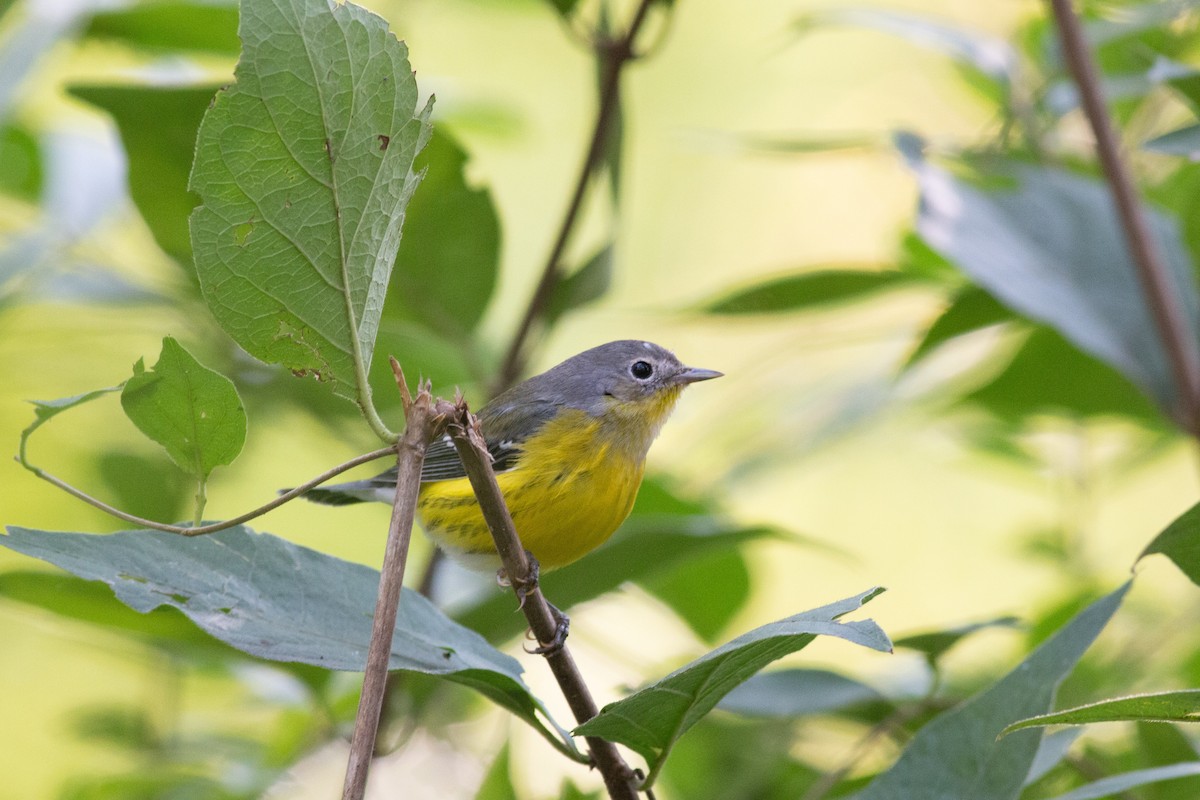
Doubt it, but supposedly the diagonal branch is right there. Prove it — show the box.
[444,400,642,800]
[1049,0,1200,434]
[343,360,447,800]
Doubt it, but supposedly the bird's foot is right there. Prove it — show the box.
[496,549,541,610]
[525,600,570,656]
[497,552,570,655]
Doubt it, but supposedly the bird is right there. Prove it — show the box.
[303,340,721,575]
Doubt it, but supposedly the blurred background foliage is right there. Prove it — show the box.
[5,0,1200,797]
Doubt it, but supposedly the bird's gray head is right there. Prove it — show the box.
[525,340,722,414]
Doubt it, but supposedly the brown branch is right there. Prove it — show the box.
[444,400,641,800]
[343,360,446,800]
[1049,0,1200,434]
[19,445,398,536]
[495,0,659,392]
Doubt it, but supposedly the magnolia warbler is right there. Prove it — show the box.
[304,340,721,572]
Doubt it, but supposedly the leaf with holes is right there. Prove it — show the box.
[189,0,431,409]
[0,525,577,758]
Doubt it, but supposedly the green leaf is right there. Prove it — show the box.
[1043,764,1200,800]
[856,583,1130,800]
[71,84,218,269]
[1002,691,1200,736]
[702,269,914,315]
[388,129,499,339]
[189,0,432,418]
[546,245,613,325]
[1144,125,1200,159]
[717,668,892,718]
[83,1,239,54]
[1140,501,1200,587]
[121,336,246,481]
[574,587,891,785]
[906,149,1200,423]
[0,525,576,758]
[893,615,1021,664]
[904,286,1013,370]
[474,742,518,800]
[640,548,751,643]
[964,328,1164,424]
[97,451,191,524]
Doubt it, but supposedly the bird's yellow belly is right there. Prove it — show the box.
[416,414,645,570]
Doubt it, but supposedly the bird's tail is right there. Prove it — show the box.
[282,473,398,506]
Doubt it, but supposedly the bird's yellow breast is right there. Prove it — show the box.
[417,407,654,570]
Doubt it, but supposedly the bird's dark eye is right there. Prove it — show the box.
[630,360,653,380]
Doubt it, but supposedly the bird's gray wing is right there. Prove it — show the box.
[298,399,562,506]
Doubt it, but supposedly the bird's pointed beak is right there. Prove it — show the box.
[676,366,723,384]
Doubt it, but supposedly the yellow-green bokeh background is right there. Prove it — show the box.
[3,0,1198,797]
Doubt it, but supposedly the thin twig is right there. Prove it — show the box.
[18,446,398,536]
[343,360,446,800]
[444,400,641,800]
[1049,0,1200,434]
[495,0,659,392]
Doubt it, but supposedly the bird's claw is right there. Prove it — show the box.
[497,550,541,610]
[525,601,570,656]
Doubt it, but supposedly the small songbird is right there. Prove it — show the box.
[304,340,721,572]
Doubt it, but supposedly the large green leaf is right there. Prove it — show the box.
[120,336,246,482]
[574,587,891,785]
[1140,500,1200,587]
[1003,690,1200,735]
[904,144,1200,423]
[0,525,573,756]
[856,583,1129,800]
[0,569,233,652]
[189,0,431,409]
[71,84,218,269]
[965,321,1165,426]
[387,129,499,339]
[640,547,751,644]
